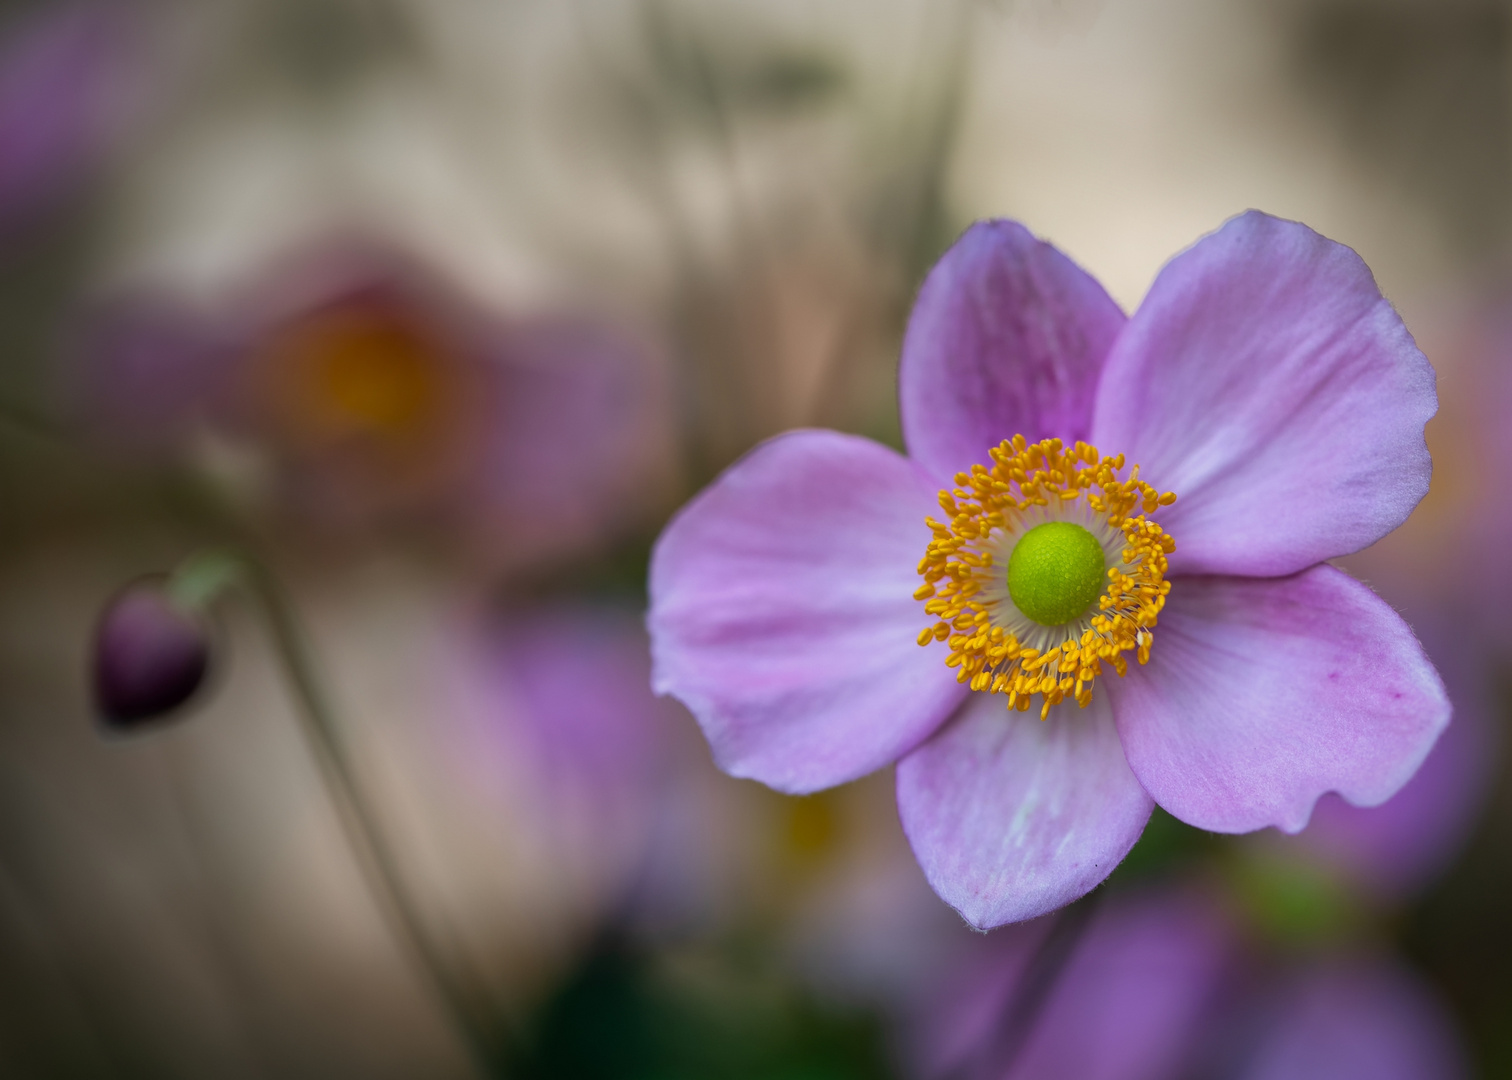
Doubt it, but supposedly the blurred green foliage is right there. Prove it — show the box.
[506,938,897,1080]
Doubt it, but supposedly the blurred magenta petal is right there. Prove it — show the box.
[1113,565,1450,834]
[896,692,1152,929]
[452,604,678,905]
[899,219,1124,482]
[465,319,663,554]
[914,888,1468,1080]
[649,429,964,793]
[916,887,1232,1080]
[1241,960,1469,1080]
[0,2,142,231]
[1092,211,1436,578]
[67,299,236,449]
[487,606,672,805]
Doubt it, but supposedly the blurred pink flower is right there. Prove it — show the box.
[473,604,674,839]
[68,244,667,563]
[912,887,1467,1080]
[649,211,1448,928]
[0,0,155,236]
[447,603,682,912]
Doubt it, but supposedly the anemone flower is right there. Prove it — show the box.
[70,244,664,564]
[911,887,1467,1080]
[649,211,1449,927]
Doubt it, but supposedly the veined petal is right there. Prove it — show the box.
[648,429,964,794]
[1092,211,1436,577]
[1113,566,1450,834]
[900,220,1125,483]
[896,690,1153,929]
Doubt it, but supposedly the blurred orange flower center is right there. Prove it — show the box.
[267,306,449,447]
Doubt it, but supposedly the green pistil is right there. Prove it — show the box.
[1007,522,1106,627]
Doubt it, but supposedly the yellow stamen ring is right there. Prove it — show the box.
[913,436,1177,720]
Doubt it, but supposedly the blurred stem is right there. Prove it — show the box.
[967,889,1102,1080]
[170,549,501,1077]
[0,404,65,445]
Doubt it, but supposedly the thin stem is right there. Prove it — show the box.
[969,890,1103,1080]
[0,404,67,445]
[179,551,500,1076]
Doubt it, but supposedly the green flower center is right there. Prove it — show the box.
[1006,521,1107,627]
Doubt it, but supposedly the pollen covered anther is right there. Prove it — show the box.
[915,436,1177,720]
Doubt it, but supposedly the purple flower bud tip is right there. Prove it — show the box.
[92,580,210,730]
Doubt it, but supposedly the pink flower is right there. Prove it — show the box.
[648,211,1450,928]
[68,243,665,563]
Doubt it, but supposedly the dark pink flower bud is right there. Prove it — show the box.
[92,579,210,729]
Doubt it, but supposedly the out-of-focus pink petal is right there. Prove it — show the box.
[0,2,138,230]
[64,299,235,449]
[1241,959,1469,1080]
[468,319,664,554]
[915,886,1233,1080]
[485,605,672,806]
[1113,565,1450,834]
[649,429,965,794]
[1092,211,1436,577]
[899,220,1125,483]
[444,603,682,918]
[895,691,1153,929]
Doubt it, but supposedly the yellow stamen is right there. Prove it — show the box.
[915,436,1176,719]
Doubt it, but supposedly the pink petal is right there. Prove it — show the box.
[896,690,1154,929]
[916,886,1233,1080]
[0,2,138,229]
[1092,211,1436,577]
[648,429,964,794]
[1005,889,1233,1080]
[468,319,664,553]
[1241,958,1469,1080]
[1284,606,1496,897]
[1113,565,1450,834]
[899,220,1125,483]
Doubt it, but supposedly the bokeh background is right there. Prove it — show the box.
[1,0,1509,1076]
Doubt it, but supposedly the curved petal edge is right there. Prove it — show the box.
[1093,210,1437,577]
[648,429,966,794]
[900,219,1125,483]
[1112,565,1451,834]
[897,690,1153,929]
